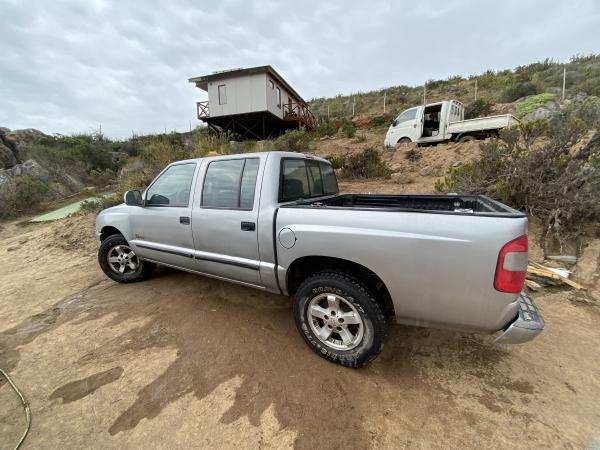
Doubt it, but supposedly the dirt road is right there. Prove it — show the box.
[1,213,599,449]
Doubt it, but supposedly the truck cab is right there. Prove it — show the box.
[384,100,464,147]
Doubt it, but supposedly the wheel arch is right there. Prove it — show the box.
[100,225,123,241]
[285,255,395,316]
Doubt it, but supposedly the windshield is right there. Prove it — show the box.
[280,158,339,202]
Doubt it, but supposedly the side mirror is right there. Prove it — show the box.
[124,190,143,206]
[392,119,398,127]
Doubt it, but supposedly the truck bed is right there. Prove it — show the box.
[448,114,519,134]
[285,194,524,217]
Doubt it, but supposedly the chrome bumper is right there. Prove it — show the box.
[495,293,544,344]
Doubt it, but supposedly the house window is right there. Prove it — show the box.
[268,80,274,89]
[276,87,281,108]
[218,84,227,105]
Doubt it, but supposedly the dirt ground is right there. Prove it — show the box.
[1,220,600,449]
[1,143,600,448]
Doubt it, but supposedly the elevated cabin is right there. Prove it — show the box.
[189,66,316,140]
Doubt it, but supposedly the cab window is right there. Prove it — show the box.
[280,159,338,202]
[146,163,196,207]
[202,158,260,209]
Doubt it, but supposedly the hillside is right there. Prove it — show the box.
[308,54,600,127]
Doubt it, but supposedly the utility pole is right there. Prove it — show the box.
[474,79,478,101]
[383,92,386,113]
[562,67,566,102]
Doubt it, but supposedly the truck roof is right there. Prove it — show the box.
[169,151,330,165]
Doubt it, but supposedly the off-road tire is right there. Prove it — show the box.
[458,135,476,143]
[293,271,386,368]
[397,137,412,146]
[98,234,155,283]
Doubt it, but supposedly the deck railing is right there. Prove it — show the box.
[283,102,317,130]
[196,101,209,119]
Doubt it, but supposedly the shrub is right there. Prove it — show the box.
[325,154,347,170]
[79,193,121,213]
[465,99,493,119]
[341,119,357,138]
[273,128,311,152]
[0,175,51,219]
[435,99,600,244]
[514,93,556,118]
[340,148,391,179]
[317,119,338,137]
[500,82,539,102]
[354,132,367,143]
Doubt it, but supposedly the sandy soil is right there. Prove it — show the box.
[1,156,600,448]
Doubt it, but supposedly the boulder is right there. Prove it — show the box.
[2,128,48,159]
[0,141,17,169]
[521,99,561,124]
[0,126,10,136]
[0,159,51,193]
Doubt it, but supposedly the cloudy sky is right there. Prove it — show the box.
[1,0,599,138]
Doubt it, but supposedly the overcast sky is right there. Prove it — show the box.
[1,0,599,138]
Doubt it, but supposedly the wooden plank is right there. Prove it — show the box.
[527,264,585,290]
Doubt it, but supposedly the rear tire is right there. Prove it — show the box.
[98,234,156,283]
[293,271,385,368]
[397,137,412,146]
[458,135,476,143]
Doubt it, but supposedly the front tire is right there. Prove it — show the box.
[98,234,156,283]
[293,271,385,367]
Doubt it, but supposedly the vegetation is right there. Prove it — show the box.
[514,93,556,118]
[273,128,311,152]
[435,99,600,244]
[0,175,52,219]
[341,119,357,138]
[333,148,391,179]
[465,99,493,119]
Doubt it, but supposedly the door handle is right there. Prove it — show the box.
[241,221,255,231]
[180,216,190,225]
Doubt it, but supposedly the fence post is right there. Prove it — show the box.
[383,92,386,113]
[474,79,478,101]
[562,67,566,102]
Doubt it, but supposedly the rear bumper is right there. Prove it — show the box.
[495,293,544,344]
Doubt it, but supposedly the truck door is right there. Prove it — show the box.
[389,107,421,144]
[129,162,198,270]
[191,156,263,286]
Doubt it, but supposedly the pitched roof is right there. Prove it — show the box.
[188,65,305,103]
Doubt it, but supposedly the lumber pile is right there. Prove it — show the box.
[526,261,585,290]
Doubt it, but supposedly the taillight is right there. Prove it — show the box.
[494,235,528,293]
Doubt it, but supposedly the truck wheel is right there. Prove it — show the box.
[98,234,156,283]
[458,135,476,143]
[397,137,412,146]
[293,271,385,368]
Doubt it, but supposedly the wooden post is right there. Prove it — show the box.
[327,103,330,119]
[562,67,566,102]
[352,97,355,116]
[474,79,478,101]
[423,83,426,105]
[383,92,386,113]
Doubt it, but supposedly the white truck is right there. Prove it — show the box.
[384,99,520,147]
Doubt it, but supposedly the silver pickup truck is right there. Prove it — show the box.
[96,151,544,367]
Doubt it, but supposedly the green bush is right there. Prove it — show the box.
[0,175,52,219]
[514,93,557,118]
[340,148,391,179]
[325,154,347,170]
[341,119,357,138]
[500,82,539,102]
[79,193,121,213]
[465,99,493,119]
[435,99,600,243]
[273,128,311,152]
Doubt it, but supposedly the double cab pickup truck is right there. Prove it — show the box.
[96,151,544,367]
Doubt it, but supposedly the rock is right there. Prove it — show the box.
[575,239,600,287]
[521,99,561,124]
[2,128,48,159]
[7,245,20,252]
[0,141,17,169]
[419,166,432,177]
[0,159,51,188]
[391,172,413,185]
[452,161,462,167]
[0,126,10,136]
